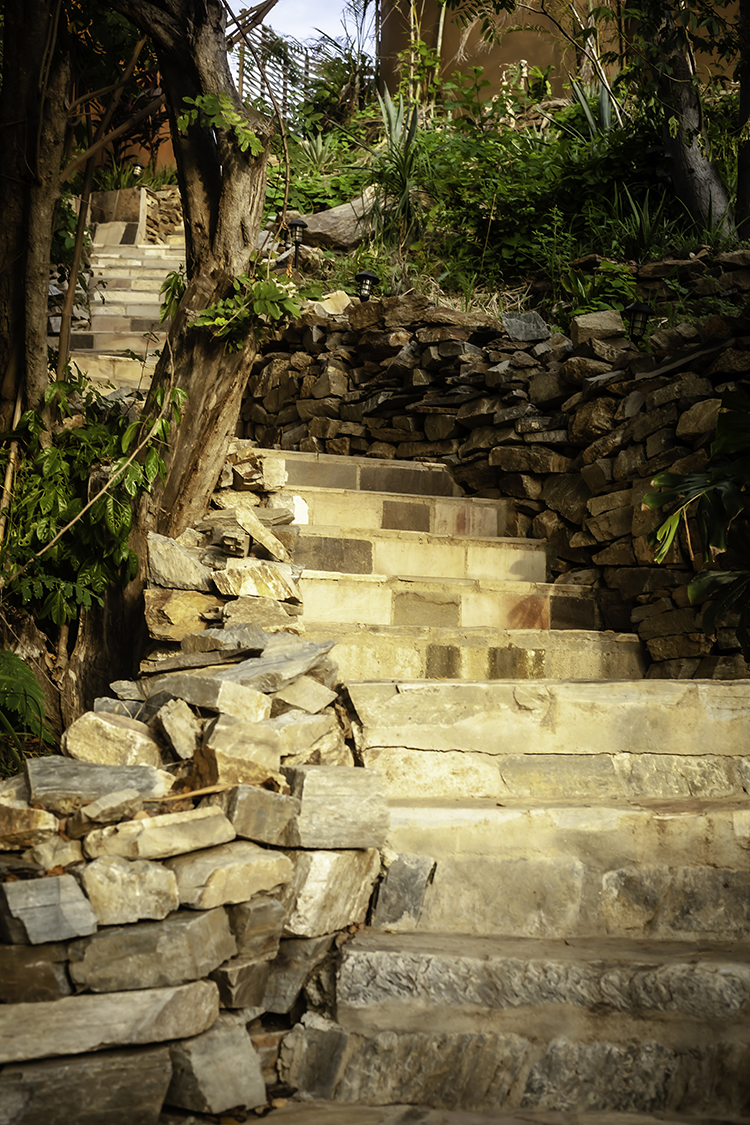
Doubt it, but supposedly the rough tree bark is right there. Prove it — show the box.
[0,1,73,430]
[107,0,277,539]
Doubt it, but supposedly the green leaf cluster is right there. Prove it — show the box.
[0,370,184,629]
[0,650,52,774]
[191,276,302,351]
[178,93,262,156]
[643,389,750,657]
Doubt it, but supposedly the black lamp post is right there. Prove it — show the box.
[355,270,379,302]
[288,219,307,269]
[625,301,653,344]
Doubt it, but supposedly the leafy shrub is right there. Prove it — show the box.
[0,650,52,774]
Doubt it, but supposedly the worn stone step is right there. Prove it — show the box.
[282,932,750,1114]
[299,573,597,630]
[69,351,156,390]
[88,313,162,333]
[262,1103,750,1125]
[347,679,750,797]
[259,449,463,498]
[69,329,166,353]
[284,483,511,538]
[295,526,548,584]
[303,624,646,682]
[281,932,750,1114]
[380,798,750,939]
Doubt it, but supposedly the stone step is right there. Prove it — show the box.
[91,275,165,292]
[69,329,166,353]
[299,573,597,630]
[69,351,156,390]
[303,624,646,682]
[87,314,162,333]
[284,931,750,1114]
[89,243,184,261]
[295,526,548,584]
[285,483,511,538]
[264,1103,750,1125]
[380,798,750,939]
[347,678,750,798]
[260,449,463,498]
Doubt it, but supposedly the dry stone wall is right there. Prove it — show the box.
[0,451,389,1124]
[241,263,750,678]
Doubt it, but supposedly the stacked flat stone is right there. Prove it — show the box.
[0,603,390,1121]
[239,285,750,678]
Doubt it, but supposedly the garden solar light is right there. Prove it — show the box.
[625,301,653,344]
[355,270,379,302]
[288,219,307,268]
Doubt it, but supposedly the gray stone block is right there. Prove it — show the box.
[206,785,300,845]
[263,935,335,1014]
[68,907,236,992]
[166,1012,266,1113]
[281,765,389,849]
[25,758,169,816]
[0,1045,172,1125]
[0,943,71,1004]
[0,875,98,945]
[371,853,436,931]
[210,954,270,1008]
[227,894,286,960]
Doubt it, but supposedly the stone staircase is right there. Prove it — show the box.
[70,226,184,388]
[261,449,750,1119]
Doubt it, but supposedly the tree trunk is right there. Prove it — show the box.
[737,0,750,238]
[0,1,72,429]
[655,4,734,234]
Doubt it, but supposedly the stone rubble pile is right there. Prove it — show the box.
[241,279,750,678]
[145,186,183,245]
[0,449,391,1124]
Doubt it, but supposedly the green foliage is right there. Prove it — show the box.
[160,265,186,323]
[0,651,52,773]
[190,275,301,351]
[365,91,428,249]
[555,260,637,332]
[0,368,185,630]
[643,388,750,658]
[178,94,262,156]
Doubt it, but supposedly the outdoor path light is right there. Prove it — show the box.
[355,270,379,302]
[625,300,654,344]
[288,219,307,269]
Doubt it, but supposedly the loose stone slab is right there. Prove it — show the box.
[281,849,380,938]
[210,954,271,1008]
[144,587,227,642]
[83,806,235,861]
[263,935,336,1014]
[195,714,285,789]
[164,840,294,909]
[0,942,71,1003]
[180,622,268,654]
[153,698,202,759]
[166,1012,266,1113]
[68,907,236,992]
[212,638,336,694]
[212,558,300,600]
[0,803,59,851]
[0,1045,172,1125]
[273,675,338,714]
[206,784,300,844]
[79,855,180,925]
[61,711,162,768]
[147,531,215,591]
[66,788,143,839]
[0,980,219,1063]
[268,710,346,765]
[0,874,98,944]
[23,837,83,870]
[282,766,389,849]
[144,672,272,722]
[227,894,287,960]
[371,853,437,932]
[23,757,182,815]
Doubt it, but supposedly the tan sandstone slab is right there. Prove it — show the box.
[61,711,162,768]
[83,806,235,861]
[164,840,294,908]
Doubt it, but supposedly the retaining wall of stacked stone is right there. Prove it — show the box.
[241,262,750,679]
[0,451,390,1123]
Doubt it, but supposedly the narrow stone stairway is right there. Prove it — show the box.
[261,449,750,1119]
[70,225,184,388]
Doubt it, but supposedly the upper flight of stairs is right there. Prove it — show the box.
[266,449,750,1120]
[70,226,184,388]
